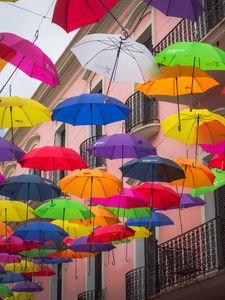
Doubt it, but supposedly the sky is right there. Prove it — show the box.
[0,0,76,98]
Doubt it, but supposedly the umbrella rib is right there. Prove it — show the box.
[1,106,7,128]
[125,48,146,82]
[80,177,89,199]
[95,176,108,198]
[20,107,33,126]
[86,0,99,22]
[199,115,215,144]
[96,103,107,125]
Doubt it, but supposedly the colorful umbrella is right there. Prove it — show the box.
[0,266,6,274]
[0,174,61,201]
[52,0,120,32]
[49,249,98,259]
[126,212,174,227]
[19,249,56,258]
[0,32,59,87]
[128,226,151,239]
[21,265,56,277]
[0,137,24,162]
[87,134,156,159]
[34,257,72,264]
[209,154,225,171]
[19,146,88,171]
[51,220,92,237]
[120,155,185,183]
[0,253,21,263]
[0,236,40,253]
[4,293,32,300]
[11,281,43,292]
[0,174,4,185]
[0,200,34,222]
[68,236,115,253]
[110,207,151,218]
[5,260,39,272]
[88,224,135,243]
[200,140,225,155]
[0,222,12,236]
[0,273,28,284]
[143,0,204,21]
[0,285,12,298]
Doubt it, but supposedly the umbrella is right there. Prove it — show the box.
[88,224,135,243]
[34,257,72,264]
[0,175,4,185]
[120,155,185,183]
[0,236,40,253]
[21,265,56,277]
[143,0,204,21]
[170,158,215,188]
[87,134,156,159]
[131,183,180,209]
[19,249,56,258]
[59,169,122,198]
[200,140,225,155]
[51,220,92,237]
[0,253,21,263]
[49,249,98,259]
[0,222,12,236]
[0,285,12,298]
[0,266,6,274]
[5,260,39,272]
[0,32,59,88]
[128,226,151,239]
[91,188,148,209]
[0,200,34,222]
[0,137,24,162]
[68,236,115,253]
[156,193,206,209]
[110,207,151,218]
[52,0,120,32]
[209,154,225,171]
[126,212,174,227]
[11,281,43,292]
[0,174,61,201]
[5,293,33,300]
[12,221,68,242]
[18,146,88,171]
[0,273,28,284]
[155,41,225,71]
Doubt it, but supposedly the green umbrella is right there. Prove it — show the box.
[112,238,132,245]
[191,168,225,197]
[110,207,151,218]
[19,248,56,258]
[0,285,12,298]
[155,41,225,71]
[34,198,93,220]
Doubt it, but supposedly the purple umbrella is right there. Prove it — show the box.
[143,0,204,21]
[0,137,25,162]
[0,265,6,274]
[0,253,21,263]
[87,133,156,159]
[91,188,149,208]
[200,140,225,155]
[68,236,115,252]
[11,281,43,292]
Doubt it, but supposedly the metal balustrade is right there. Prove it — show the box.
[77,289,105,300]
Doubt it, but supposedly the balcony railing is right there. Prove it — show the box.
[80,135,106,169]
[152,0,225,56]
[125,92,159,134]
[77,290,105,300]
[126,214,225,299]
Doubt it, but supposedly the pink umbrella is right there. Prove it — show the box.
[222,87,225,94]
[0,32,60,89]
[0,253,21,263]
[0,173,4,184]
[0,236,40,253]
[200,140,225,155]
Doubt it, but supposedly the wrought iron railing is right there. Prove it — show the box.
[152,0,225,55]
[77,290,105,300]
[125,92,159,133]
[80,135,106,169]
[126,214,225,299]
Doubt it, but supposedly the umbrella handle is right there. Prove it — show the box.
[125,243,130,262]
[74,259,78,280]
[104,252,110,267]
[111,249,116,266]
[88,256,93,275]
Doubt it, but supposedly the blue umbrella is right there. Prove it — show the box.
[51,93,130,126]
[12,221,68,242]
[120,155,185,182]
[0,174,61,201]
[34,258,72,264]
[0,273,28,284]
[126,212,174,227]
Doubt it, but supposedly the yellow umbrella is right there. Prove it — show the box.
[0,200,34,222]
[5,293,33,300]
[128,226,151,239]
[51,220,92,237]
[5,260,39,272]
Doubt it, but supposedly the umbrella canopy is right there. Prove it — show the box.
[12,221,68,242]
[156,193,206,209]
[0,285,12,298]
[68,236,115,252]
[0,253,21,263]
[209,154,225,171]
[0,137,24,162]
[126,212,174,227]
[34,198,92,220]
[52,0,120,32]
[71,34,160,83]
[5,293,32,300]
[11,281,43,292]
[132,183,180,209]
[59,169,122,198]
[120,155,185,182]
[171,158,215,188]
[110,207,151,218]
[49,249,98,259]
[0,266,6,274]
[19,146,88,171]
[128,226,151,239]
[52,93,130,126]
[5,260,39,272]
[19,249,56,258]
[0,200,34,222]
[0,236,40,253]
[0,273,28,284]
[88,224,135,243]
[200,140,225,155]
[34,257,72,264]
[51,220,92,237]
[155,41,225,70]
[0,175,4,185]
[21,265,56,277]
[87,134,156,159]
[0,222,12,236]
[0,174,61,201]
[143,0,203,21]
[0,32,59,87]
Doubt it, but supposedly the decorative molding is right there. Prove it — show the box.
[3,163,17,177]
[24,135,40,152]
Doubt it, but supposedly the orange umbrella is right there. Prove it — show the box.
[170,158,215,188]
[0,222,13,236]
[49,249,98,259]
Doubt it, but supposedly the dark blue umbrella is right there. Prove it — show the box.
[126,212,174,227]
[0,273,28,284]
[120,155,185,182]
[12,221,68,242]
[0,174,61,201]
[68,236,115,252]
[34,258,72,264]
[52,93,130,126]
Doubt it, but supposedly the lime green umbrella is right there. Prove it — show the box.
[34,198,93,220]
[110,207,151,218]
[0,285,12,298]
[112,238,132,245]
[191,168,225,197]
[155,42,225,70]
[19,248,56,258]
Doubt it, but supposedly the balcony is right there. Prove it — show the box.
[80,136,106,169]
[77,290,105,300]
[126,214,225,300]
[125,92,160,140]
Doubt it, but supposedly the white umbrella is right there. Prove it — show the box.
[71,33,160,84]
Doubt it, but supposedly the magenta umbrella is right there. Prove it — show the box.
[200,140,225,155]
[91,188,149,208]
[0,253,21,263]
[0,32,60,90]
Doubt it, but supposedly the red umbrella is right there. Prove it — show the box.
[18,146,88,171]
[52,0,121,33]
[22,265,56,277]
[209,154,225,171]
[0,236,40,253]
[132,183,180,210]
[88,224,135,243]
